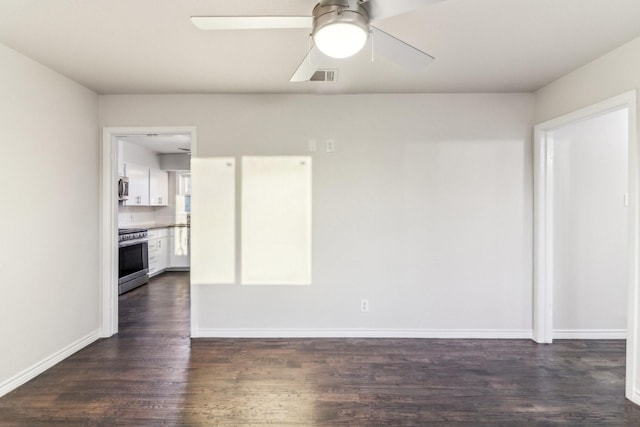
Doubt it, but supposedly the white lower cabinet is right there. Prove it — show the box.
[148,228,169,277]
[148,226,190,277]
[169,226,190,269]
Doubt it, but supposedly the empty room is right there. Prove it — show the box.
[2,0,640,425]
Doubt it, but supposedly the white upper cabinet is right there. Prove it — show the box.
[149,168,169,206]
[125,162,150,206]
[120,141,171,207]
[124,165,169,207]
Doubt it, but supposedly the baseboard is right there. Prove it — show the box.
[631,388,640,406]
[0,329,101,398]
[191,328,533,339]
[553,329,627,339]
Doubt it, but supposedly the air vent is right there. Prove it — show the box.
[310,69,337,82]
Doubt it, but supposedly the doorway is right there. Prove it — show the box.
[533,90,638,403]
[101,126,196,337]
[551,107,628,339]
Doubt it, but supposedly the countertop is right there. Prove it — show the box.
[120,224,190,231]
[147,223,190,229]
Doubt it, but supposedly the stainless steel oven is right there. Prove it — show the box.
[118,228,149,294]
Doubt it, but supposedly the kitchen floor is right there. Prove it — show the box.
[1,273,640,425]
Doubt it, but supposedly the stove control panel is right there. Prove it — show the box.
[118,230,148,242]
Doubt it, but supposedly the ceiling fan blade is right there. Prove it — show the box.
[290,45,323,82]
[361,0,443,22]
[371,26,434,70]
[191,16,312,30]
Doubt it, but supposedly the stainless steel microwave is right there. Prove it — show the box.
[118,176,129,201]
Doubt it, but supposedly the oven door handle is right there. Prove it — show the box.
[118,239,149,248]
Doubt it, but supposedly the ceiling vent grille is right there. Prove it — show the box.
[310,69,337,82]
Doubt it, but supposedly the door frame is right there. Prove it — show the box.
[100,126,197,337]
[532,90,638,402]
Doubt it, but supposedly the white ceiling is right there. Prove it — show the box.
[1,0,640,94]
[119,134,191,154]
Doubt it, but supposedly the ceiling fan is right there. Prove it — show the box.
[191,0,441,82]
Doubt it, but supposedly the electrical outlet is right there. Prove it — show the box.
[326,139,335,152]
[360,299,369,312]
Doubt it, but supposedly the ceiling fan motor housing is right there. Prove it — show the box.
[312,1,370,58]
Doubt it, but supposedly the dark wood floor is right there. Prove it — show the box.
[1,272,640,425]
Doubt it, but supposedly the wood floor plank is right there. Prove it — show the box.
[1,272,640,425]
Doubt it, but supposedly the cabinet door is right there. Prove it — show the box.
[148,228,169,277]
[125,163,149,206]
[157,236,169,271]
[148,237,160,276]
[149,168,169,206]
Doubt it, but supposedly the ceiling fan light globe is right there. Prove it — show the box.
[314,23,368,58]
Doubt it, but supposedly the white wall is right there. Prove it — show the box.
[118,205,156,227]
[100,93,534,337]
[0,44,100,394]
[535,36,640,123]
[552,108,628,335]
[159,153,190,171]
[120,139,160,169]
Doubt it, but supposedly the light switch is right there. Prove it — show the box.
[326,139,335,152]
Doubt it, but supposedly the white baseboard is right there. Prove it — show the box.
[0,329,101,398]
[631,388,640,406]
[191,328,533,339]
[553,329,627,339]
